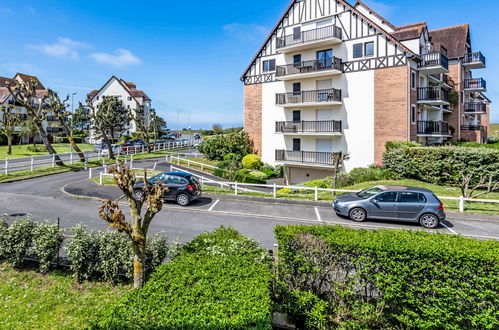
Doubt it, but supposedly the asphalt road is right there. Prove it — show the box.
[0,157,498,249]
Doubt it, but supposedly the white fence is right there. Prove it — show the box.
[1,141,193,175]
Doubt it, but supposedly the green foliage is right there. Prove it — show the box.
[55,136,84,144]
[0,217,36,268]
[448,90,459,107]
[242,153,263,169]
[97,231,133,283]
[385,140,421,151]
[65,225,100,283]
[302,166,397,189]
[144,232,169,278]
[249,170,268,180]
[488,135,499,144]
[275,225,499,329]
[32,222,64,273]
[198,131,253,161]
[100,227,272,329]
[383,146,499,185]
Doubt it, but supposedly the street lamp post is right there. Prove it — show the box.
[70,92,76,152]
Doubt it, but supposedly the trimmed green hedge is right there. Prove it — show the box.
[383,146,499,184]
[99,227,272,329]
[274,225,499,329]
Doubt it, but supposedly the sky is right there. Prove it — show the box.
[0,0,497,129]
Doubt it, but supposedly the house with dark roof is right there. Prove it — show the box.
[241,0,489,184]
[87,76,152,143]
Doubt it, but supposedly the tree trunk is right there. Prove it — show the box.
[59,120,85,162]
[7,134,12,155]
[102,133,115,159]
[132,239,146,289]
[34,121,64,165]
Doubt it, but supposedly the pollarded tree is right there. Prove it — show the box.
[0,105,23,155]
[98,164,165,288]
[148,109,167,145]
[5,79,64,165]
[44,89,85,162]
[130,106,152,153]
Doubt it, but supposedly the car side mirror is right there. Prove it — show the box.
[370,198,378,204]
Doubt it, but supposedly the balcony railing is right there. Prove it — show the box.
[464,78,486,90]
[463,52,486,66]
[276,25,342,49]
[276,88,342,105]
[461,125,487,132]
[275,120,342,134]
[417,121,449,135]
[46,127,62,133]
[275,150,340,165]
[45,116,58,122]
[464,102,487,113]
[417,87,449,103]
[418,52,449,71]
[276,57,342,77]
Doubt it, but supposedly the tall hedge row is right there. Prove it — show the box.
[382,146,499,185]
[274,225,499,329]
[99,227,273,329]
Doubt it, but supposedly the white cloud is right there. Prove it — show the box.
[89,49,141,67]
[223,23,269,40]
[27,37,90,60]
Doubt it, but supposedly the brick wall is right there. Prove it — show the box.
[444,63,461,141]
[243,84,263,155]
[409,69,418,141]
[374,65,409,164]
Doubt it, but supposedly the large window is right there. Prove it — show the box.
[364,42,374,56]
[353,42,375,58]
[353,43,363,58]
[263,59,276,72]
[317,49,333,68]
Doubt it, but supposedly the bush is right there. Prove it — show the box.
[32,222,64,273]
[249,170,268,180]
[65,225,100,283]
[97,231,133,283]
[26,145,45,153]
[198,131,253,161]
[0,217,36,268]
[383,146,499,185]
[302,167,397,189]
[144,232,169,278]
[55,136,84,144]
[100,227,272,329]
[385,140,421,151]
[242,154,263,169]
[275,225,499,329]
[488,135,499,144]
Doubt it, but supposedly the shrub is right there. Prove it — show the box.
[0,217,36,268]
[488,135,499,144]
[302,167,397,189]
[198,131,253,161]
[32,222,64,273]
[385,140,421,151]
[65,225,100,282]
[383,146,499,185]
[275,225,499,329]
[242,154,263,169]
[26,145,45,153]
[97,231,133,283]
[99,227,272,329]
[144,232,169,278]
[55,136,84,144]
[249,170,268,180]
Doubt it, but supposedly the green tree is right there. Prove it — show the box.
[149,110,167,144]
[17,118,38,146]
[212,124,223,134]
[130,106,153,153]
[0,105,23,155]
[198,130,253,161]
[72,103,91,131]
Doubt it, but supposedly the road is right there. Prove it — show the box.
[0,157,498,249]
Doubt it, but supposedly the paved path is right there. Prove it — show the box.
[0,157,498,250]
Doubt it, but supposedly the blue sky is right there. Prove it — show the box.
[0,0,497,129]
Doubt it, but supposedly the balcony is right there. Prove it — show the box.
[461,125,487,132]
[276,57,342,80]
[46,127,63,133]
[463,52,486,69]
[276,25,342,53]
[417,121,450,136]
[275,120,342,135]
[276,88,342,107]
[464,78,487,92]
[275,149,340,166]
[464,102,487,114]
[417,87,449,105]
[417,52,449,74]
[45,116,58,122]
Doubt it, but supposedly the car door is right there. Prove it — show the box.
[369,192,399,219]
[165,175,182,200]
[397,192,426,221]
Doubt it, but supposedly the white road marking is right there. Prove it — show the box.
[208,199,220,212]
[314,207,322,222]
[441,221,458,235]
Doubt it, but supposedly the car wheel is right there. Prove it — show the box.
[349,207,367,222]
[134,189,144,201]
[176,193,190,206]
[419,213,439,229]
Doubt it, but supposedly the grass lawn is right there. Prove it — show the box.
[0,143,94,159]
[170,157,218,174]
[0,263,128,329]
[490,123,499,136]
[92,169,162,185]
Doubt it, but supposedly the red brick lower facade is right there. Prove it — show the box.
[243,84,263,155]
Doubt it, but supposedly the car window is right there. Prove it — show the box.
[190,176,200,186]
[357,187,383,199]
[167,176,187,185]
[399,192,425,203]
[375,192,398,202]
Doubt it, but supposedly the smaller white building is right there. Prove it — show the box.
[88,76,152,143]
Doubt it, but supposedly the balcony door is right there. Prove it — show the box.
[316,79,332,101]
[293,54,302,68]
[317,49,333,68]
[292,110,301,123]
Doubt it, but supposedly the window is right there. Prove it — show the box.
[292,82,301,95]
[411,105,416,124]
[292,138,301,151]
[411,71,417,90]
[316,19,332,28]
[375,192,398,203]
[293,54,302,67]
[263,59,276,72]
[292,110,301,122]
[317,49,333,68]
[127,96,132,101]
[353,43,363,58]
[96,96,99,100]
[364,42,374,56]
[399,192,426,203]
[293,26,301,40]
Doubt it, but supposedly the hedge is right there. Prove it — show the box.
[274,225,499,329]
[383,146,499,185]
[99,227,273,329]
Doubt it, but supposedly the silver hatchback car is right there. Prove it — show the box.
[333,186,445,229]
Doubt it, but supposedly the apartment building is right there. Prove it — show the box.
[87,76,151,143]
[241,0,490,184]
[0,73,61,143]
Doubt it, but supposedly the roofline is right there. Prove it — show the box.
[240,0,416,81]
[429,23,469,33]
[88,75,142,105]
